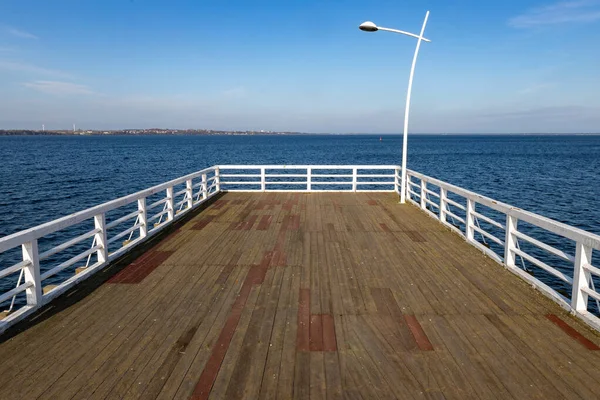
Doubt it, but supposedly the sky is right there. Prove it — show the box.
[1,0,600,133]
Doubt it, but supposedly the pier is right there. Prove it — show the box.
[1,166,600,399]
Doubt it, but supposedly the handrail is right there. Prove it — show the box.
[219,164,399,169]
[0,166,215,253]
[219,165,401,194]
[407,169,600,249]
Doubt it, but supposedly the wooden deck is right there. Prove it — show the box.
[2,192,600,400]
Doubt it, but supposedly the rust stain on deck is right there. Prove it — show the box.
[404,315,434,351]
[211,199,229,210]
[546,314,600,350]
[322,314,338,352]
[108,250,174,284]
[191,216,214,231]
[256,215,273,231]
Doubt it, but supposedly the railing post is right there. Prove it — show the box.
[307,168,312,192]
[202,173,208,199]
[166,187,174,221]
[261,168,266,192]
[215,168,221,192]
[439,187,447,223]
[420,180,427,209]
[186,179,193,209]
[395,168,401,195]
[22,240,42,306]
[466,198,475,241]
[572,242,593,312]
[503,215,518,267]
[94,213,108,263]
[400,167,407,204]
[352,168,357,192]
[138,198,148,239]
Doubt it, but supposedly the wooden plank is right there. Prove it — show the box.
[297,288,310,352]
[257,265,294,399]
[276,266,301,399]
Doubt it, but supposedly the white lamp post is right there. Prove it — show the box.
[359,12,430,204]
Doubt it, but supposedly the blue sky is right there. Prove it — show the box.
[1,0,599,133]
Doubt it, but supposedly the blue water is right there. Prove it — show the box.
[1,134,599,307]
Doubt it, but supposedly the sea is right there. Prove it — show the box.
[1,134,599,307]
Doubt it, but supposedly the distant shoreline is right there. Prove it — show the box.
[1,131,599,137]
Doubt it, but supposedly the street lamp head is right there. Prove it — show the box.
[359,21,378,32]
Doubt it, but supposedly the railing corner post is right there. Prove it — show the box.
[503,214,518,267]
[138,198,148,239]
[400,168,407,204]
[94,213,109,263]
[22,240,42,307]
[166,187,174,221]
[215,168,221,192]
[307,167,312,192]
[439,187,447,223]
[202,173,208,199]
[261,167,266,192]
[571,242,593,312]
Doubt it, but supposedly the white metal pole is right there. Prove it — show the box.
[400,11,429,204]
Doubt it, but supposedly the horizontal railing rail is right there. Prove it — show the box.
[218,165,401,193]
[2,163,599,334]
[406,168,600,330]
[0,166,219,333]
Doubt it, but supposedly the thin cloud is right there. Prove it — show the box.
[0,60,71,78]
[509,0,600,28]
[23,80,94,95]
[518,82,555,95]
[221,86,247,99]
[4,26,38,39]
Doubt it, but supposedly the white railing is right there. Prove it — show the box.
[0,166,219,333]
[406,168,600,331]
[1,164,599,334]
[218,165,401,193]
